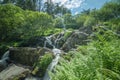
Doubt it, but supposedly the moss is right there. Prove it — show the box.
[32,53,53,77]
[9,47,40,66]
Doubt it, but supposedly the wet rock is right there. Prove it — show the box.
[9,47,54,66]
[0,64,5,72]
[0,64,30,80]
[9,47,41,66]
[61,30,89,52]
[55,31,72,48]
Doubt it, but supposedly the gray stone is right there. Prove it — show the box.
[9,47,53,66]
[0,64,30,80]
[61,30,89,52]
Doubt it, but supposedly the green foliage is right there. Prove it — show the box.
[62,51,75,61]
[83,16,96,27]
[63,13,78,29]
[1,0,37,11]
[51,30,120,80]
[76,14,87,27]
[32,53,53,77]
[53,17,64,28]
[53,13,78,29]
[0,4,53,54]
[22,11,53,39]
[0,4,53,40]
[76,1,120,29]
[103,18,120,33]
[0,4,24,42]
[76,13,96,28]
[97,2,120,21]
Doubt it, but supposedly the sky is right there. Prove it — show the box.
[49,0,111,14]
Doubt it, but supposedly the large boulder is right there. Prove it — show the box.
[9,47,53,66]
[61,30,89,52]
[0,64,30,80]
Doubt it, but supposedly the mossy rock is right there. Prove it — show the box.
[32,53,54,77]
[9,47,41,66]
[9,47,54,66]
[61,30,88,52]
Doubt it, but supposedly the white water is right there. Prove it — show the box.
[43,16,66,80]
[0,51,9,67]
[25,76,41,80]
[44,34,55,48]
[54,32,64,48]
[43,49,61,80]
[43,31,65,80]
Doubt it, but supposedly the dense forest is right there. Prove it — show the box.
[0,0,120,80]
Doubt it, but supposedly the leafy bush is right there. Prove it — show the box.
[63,13,78,29]
[76,14,87,27]
[0,4,25,42]
[32,53,53,77]
[84,16,96,27]
[22,11,53,39]
[97,2,120,21]
[53,17,64,28]
[51,30,120,80]
[0,4,53,54]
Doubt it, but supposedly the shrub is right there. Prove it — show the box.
[76,14,87,27]
[32,53,53,77]
[84,16,96,27]
[0,4,25,42]
[50,30,120,80]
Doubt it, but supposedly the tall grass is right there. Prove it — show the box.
[50,30,120,80]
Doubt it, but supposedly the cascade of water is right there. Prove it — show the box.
[43,31,65,80]
[44,35,55,48]
[43,13,66,80]
[43,49,61,80]
[1,51,9,60]
[44,31,65,49]
[0,51,9,67]
[54,32,64,48]
[25,76,41,80]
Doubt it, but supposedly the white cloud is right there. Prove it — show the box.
[66,0,83,9]
[52,0,67,5]
[51,0,85,9]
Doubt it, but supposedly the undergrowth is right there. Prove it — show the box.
[50,29,120,80]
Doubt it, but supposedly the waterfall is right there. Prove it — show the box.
[54,32,64,48]
[43,16,66,80]
[43,34,63,80]
[43,49,61,80]
[44,34,55,48]
[0,51,9,67]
